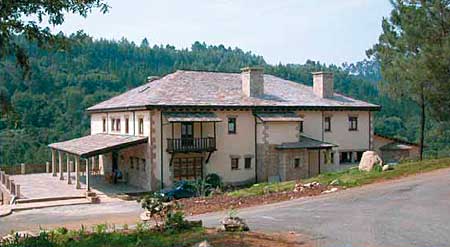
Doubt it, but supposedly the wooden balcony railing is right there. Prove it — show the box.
[167,137,216,153]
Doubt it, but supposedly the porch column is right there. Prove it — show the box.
[85,158,90,192]
[75,156,81,189]
[58,151,64,180]
[51,149,57,177]
[91,157,96,175]
[67,154,72,184]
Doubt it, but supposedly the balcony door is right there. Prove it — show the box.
[181,122,193,146]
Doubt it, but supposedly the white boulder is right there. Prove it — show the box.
[358,151,383,172]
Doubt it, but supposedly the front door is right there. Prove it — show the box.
[181,122,193,146]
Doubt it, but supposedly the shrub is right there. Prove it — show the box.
[140,192,183,231]
[205,173,223,189]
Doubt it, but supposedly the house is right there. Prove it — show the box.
[49,67,380,191]
[373,133,420,163]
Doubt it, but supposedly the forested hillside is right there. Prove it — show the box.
[1,34,448,165]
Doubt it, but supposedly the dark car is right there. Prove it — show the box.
[160,180,197,200]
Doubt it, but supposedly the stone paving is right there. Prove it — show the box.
[10,173,144,200]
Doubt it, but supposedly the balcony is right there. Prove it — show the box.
[167,137,216,153]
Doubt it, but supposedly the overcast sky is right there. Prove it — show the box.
[48,0,392,65]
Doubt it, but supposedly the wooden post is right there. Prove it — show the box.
[20,163,26,174]
[46,161,50,173]
[85,159,90,192]
[67,155,72,184]
[75,156,81,189]
[59,151,64,180]
[51,149,57,177]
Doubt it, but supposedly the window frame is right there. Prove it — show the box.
[231,158,239,170]
[138,117,144,135]
[244,157,252,169]
[116,118,121,132]
[125,117,129,134]
[102,118,107,132]
[111,118,115,131]
[294,158,300,168]
[228,117,237,134]
[349,116,358,131]
[324,116,331,132]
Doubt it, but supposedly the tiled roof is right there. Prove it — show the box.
[276,136,337,150]
[87,70,380,112]
[165,112,222,122]
[255,112,303,122]
[48,134,148,158]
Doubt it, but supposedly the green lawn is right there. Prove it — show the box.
[228,158,450,197]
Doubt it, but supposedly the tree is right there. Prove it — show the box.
[0,0,109,75]
[368,0,450,160]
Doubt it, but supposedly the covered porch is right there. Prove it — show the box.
[276,136,337,181]
[47,134,148,197]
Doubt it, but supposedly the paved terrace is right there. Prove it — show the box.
[11,173,144,200]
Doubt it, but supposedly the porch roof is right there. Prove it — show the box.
[276,136,336,150]
[255,112,303,122]
[165,112,222,122]
[48,134,148,158]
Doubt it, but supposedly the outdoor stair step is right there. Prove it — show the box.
[16,195,86,204]
[12,198,91,211]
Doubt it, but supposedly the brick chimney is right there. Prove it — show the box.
[241,67,264,97]
[312,72,334,98]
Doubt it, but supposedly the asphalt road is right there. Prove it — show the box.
[1,168,449,247]
[192,168,450,247]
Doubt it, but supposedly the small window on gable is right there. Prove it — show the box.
[244,157,252,169]
[102,118,106,132]
[294,158,300,168]
[324,116,331,132]
[231,158,239,170]
[125,117,129,134]
[116,118,121,132]
[349,116,358,131]
[111,118,115,131]
[138,118,144,135]
[228,117,236,134]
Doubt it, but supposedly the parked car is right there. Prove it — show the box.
[160,180,197,200]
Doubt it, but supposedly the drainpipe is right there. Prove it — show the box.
[160,110,164,189]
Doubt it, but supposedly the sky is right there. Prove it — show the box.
[48,0,393,65]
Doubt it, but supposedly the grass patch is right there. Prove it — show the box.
[3,227,209,247]
[228,158,450,197]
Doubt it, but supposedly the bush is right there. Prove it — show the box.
[205,173,223,189]
[140,192,184,231]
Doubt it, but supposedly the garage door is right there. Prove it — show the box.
[172,157,203,181]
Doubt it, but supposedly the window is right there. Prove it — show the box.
[116,118,121,132]
[130,157,134,169]
[141,159,146,171]
[138,118,144,135]
[349,116,358,131]
[324,116,331,132]
[228,117,236,134]
[135,157,140,170]
[299,121,304,133]
[294,158,300,168]
[340,152,352,164]
[231,158,239,170]
[244,157,252,169]
[111,118,115,131]
[102,118,106,132]
[125,117,129,134]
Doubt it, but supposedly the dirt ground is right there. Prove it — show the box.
[204,229,314,247]
[180,184,335,216]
